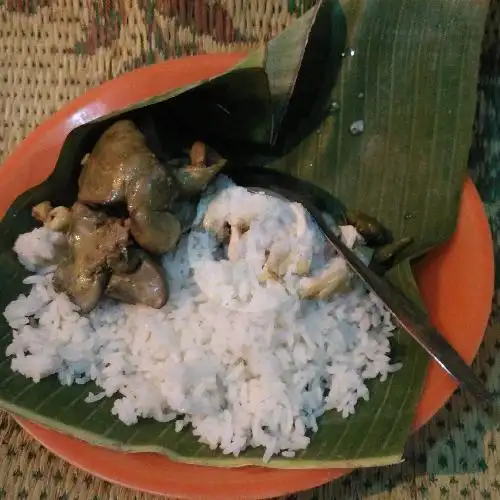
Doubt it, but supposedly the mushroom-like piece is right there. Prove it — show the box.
[78,120,183,254]
[175,141,226,199]
[105,250,169,309]
[260,204,312,282]
[32,202,73,232]
[373,236,413,264]
[203,210,229,242]
[32,201,53,224]
[190,141,207,166]
[175,164,225,199]
[227,223,247,262]
[45,206,72,232]
[299,258,351,300]
[298,224,362,300]
[289,203,312,276]
[260,239,291,282]
[345,210,389,245]
[53,202,132,313]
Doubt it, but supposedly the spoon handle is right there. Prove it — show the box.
[252,184,495,404]
[318,218,493,403]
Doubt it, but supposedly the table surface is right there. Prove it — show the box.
[0,1,499,499]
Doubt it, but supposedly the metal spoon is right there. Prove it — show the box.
[238,181,497,404]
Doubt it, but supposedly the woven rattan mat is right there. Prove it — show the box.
[1,1,499,499]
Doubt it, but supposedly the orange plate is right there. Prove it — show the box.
[0,54,494,500]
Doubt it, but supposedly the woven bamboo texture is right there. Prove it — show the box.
[1,1,499,499]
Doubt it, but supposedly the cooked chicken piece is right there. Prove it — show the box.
[78,120,223,253]
[105,250,168,309]
[53,202,133,313]
[299,258,351,300]
[129,208,181,255]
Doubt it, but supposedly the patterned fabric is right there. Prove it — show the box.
[0,0,498,498]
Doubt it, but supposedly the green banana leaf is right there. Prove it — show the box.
[0,0,488,469]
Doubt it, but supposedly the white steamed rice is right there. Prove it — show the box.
[3,175,401,461]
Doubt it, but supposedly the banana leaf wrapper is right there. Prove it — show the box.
[0,0,489,468]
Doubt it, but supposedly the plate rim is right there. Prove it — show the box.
[0,53,494,499]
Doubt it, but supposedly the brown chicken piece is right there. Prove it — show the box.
[77,120,181,254]
[105,250,169,309]
[345,210,389,245]
[53,202,135,313]
[77,120,223,254]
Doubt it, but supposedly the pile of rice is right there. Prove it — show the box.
[4,175,401,461]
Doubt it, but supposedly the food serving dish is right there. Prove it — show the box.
[0,0,494,497]
[0,52,492,499]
